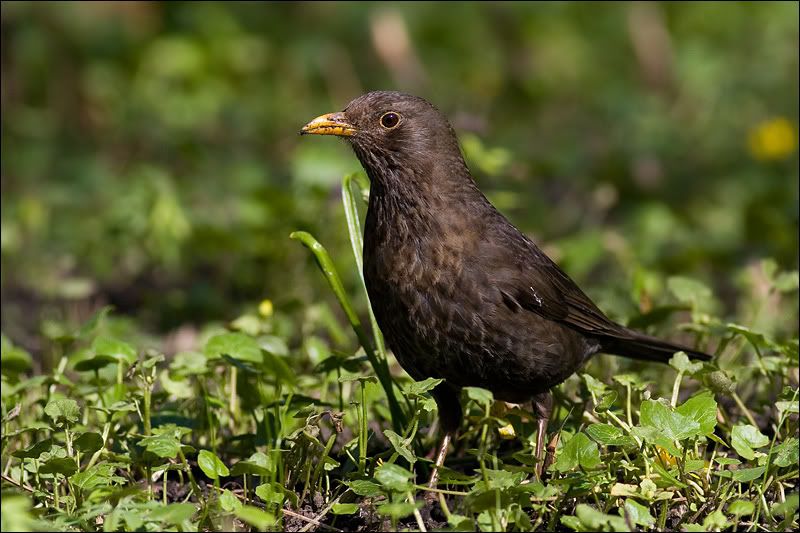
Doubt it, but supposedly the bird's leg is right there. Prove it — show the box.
[426,383,462,502]
[531,391,554,478]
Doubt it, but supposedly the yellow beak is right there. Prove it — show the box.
[300,112,357,137]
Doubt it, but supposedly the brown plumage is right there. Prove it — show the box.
[301,91,712,485]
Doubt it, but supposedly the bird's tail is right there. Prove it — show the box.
[602,329,712,363]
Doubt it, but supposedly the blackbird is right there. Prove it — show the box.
[301,91,712,486]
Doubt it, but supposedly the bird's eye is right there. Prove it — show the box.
[380,112,401,129]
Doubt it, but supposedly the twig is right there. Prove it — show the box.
[300,493,345,533]
[1,472,54,501]
[282,508,344,533]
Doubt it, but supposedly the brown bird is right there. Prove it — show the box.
[300,91,712,488]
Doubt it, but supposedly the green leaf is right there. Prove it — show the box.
[594,390,617,413]
[585,424,636,447]
[727,500,755,516]
[44,398,80,426]
[772,493,799,517]
[730,425,769,460]
[622,499,655,527]
[376,502,418,519]
[669,352,703,374]
[235,506,275,529]
[573,504,628,532]
[464,386,493,407]
[255,483,284,506]
[74,354,118,372]
[582,374,608,397]
[92,336,137,364]
[771,437,799,467]
[384,429,415,464]
[718,466,766,482]
[676,391,717,435]
[346,479,384,497]
[332,503,360,515]
[205,333,263,363]
[220,489,242,512]
[404,377,444,396]
[148,503,197,525]
[1,334,33,375]
[229,452,273,477]
[374,463,413,492]
[554,432,601,472]
[70,463,124,492]
[12,438,53,459]
[640,399,701,441]
[74,432,104,454]
[39,457,78,476]
[197,450,229,479]
[138,433,181,459]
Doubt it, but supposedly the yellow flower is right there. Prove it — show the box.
[258,299,273,318]
[747,117,797,161]
[497,423,516,440]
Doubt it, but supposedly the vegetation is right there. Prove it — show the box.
[1,2,798,531]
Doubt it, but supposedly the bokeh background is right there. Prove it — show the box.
[2,1,798,368]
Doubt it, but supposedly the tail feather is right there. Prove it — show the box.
[602,329,712,363]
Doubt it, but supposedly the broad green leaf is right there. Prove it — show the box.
[148,503,197,525]
[730,425,769,460]
[669,352,703,374]
[585,424,636,447]
[138,433,181,459]
[727,500,755,516]
[772,493,799,517]
[622,499,655,527]
[74,354,117,372]
[332,503,360,515]
[404,377,444,396]
[205,333,262,363]
[594,390,618,413]
[220,489,242,512]
[255,483,284,506]
[374,462,413,492]
[235,506,275,529]
[384,429,415,464]
[198,450,229,479]
[582,374,607,397]
[74,432,104,454]
[44,398,80,426]
[376,502,418,519]
[39,457,78,476]
[346,479,384,497]
[464,387,493,407]
[12,438,53,459]
[573,504,628,532]
[229,452,273,477]
[1,334,33,375]
[640,399,701,441]
[770,438,798,468]
[92,336,137,364]
[554,432,601,472]
[70,463,124,491]
[676,391,717,435]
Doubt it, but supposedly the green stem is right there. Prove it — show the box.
[143,382,152,436]
[290,231,405,431]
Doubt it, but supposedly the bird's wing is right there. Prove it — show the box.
[490,228,627,338]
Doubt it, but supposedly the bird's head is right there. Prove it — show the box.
[300,91,465,187]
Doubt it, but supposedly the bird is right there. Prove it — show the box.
[300,91,712,489]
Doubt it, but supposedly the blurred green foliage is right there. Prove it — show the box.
[1,1,798,358]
